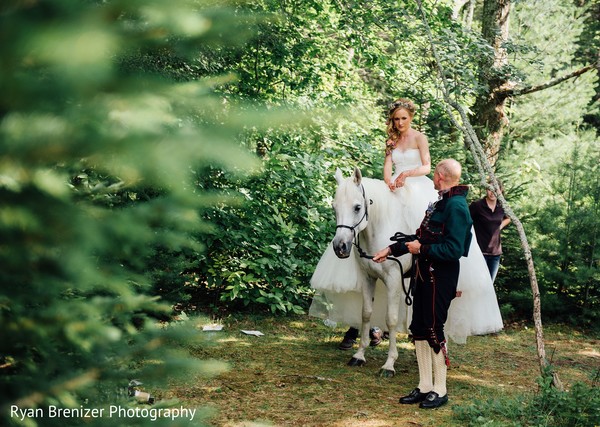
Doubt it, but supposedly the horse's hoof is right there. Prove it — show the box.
[348,357,366,367]
[379,368,395,378]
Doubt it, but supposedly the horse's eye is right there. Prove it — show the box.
[354,205,362,213]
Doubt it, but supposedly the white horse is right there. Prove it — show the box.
[330,166,414,377]
[319,166,504,375]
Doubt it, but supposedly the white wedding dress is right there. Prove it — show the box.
[309,148,503,343]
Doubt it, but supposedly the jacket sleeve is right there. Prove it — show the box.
[389,240,410,257]
[421,199,473,261]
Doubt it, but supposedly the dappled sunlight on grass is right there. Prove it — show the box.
[331,417,419,427]
[216,336,252,346]
[578,348,600,358]
[289,321,308,328]
[495,333,517,343]
[451,372,530,391]
[172,315,599,426]
[276,334,311,342]
[397,341,415,351]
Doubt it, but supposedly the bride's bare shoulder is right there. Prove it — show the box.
[412,129,429,145]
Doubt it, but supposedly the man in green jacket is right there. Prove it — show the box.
[373,158,472,409]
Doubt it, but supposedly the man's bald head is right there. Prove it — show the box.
[434,159,462,189]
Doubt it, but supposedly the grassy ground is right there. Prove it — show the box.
[164,315,599,427]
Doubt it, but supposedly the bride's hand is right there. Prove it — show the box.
[387,181,396,191]
[394,173,406,188]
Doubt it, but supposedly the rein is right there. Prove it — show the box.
[334,184,414,306]
[354,239,414,307]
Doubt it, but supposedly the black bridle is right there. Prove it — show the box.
[335,184,372,235]
[334,184,414,306]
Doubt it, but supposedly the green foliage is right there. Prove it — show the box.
[499,130,599,328]
[453,367,600,427]
[575,0,600,130]
[1,0,598,425]
[509,0,597,143]
[191,122,383,315]
[178,0,495,314]
[490,0,599,329]
[200,158,326,313]
[530,134,600,326]
[224,0,487,109]
[126,0,598,329]
[0,0,259,425]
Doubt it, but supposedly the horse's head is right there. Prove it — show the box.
[332,167,370,259]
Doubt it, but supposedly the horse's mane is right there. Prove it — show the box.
[361,177,389,204]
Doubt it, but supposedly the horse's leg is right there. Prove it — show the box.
[348,276,376,367]
[379,272,403,377]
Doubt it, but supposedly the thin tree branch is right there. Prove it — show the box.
[500,61,599,97]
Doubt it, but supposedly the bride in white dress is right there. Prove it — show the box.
[309,99,503,344]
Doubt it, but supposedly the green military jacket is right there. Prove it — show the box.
[418,185,473,261]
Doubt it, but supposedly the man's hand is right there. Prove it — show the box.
[372,247,391,263]
[406,240,421,255]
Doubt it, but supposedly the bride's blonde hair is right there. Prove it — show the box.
[385,98,416,154]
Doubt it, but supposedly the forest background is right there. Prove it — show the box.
[1,0,598,426]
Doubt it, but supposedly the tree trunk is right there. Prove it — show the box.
[471,0,514,167]
[452,0,471,20]
[453,0,476,28]
[466,0,476,28]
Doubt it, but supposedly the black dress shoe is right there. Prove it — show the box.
[419,392,448,409]
[399,388,429,404]
[338,336,356,350]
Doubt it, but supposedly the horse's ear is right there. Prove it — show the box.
[335,168,344,184]
[353,166,362,185]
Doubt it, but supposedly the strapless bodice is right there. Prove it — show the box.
[391,148,422,174]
